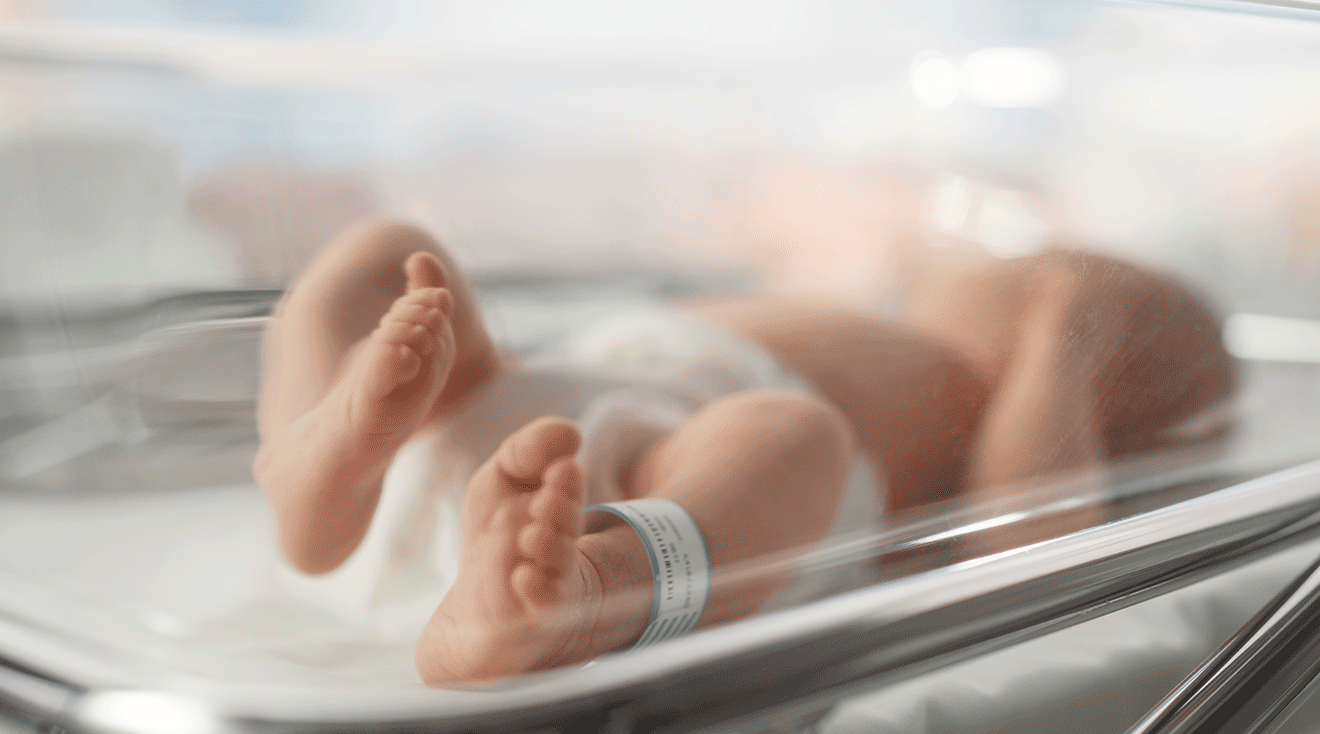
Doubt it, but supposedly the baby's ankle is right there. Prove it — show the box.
[573,526,651,653]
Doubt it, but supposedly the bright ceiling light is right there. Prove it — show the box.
[909,52,959,109]
[961,48,1064,108]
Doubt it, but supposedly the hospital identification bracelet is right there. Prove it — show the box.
[584,498,712,648]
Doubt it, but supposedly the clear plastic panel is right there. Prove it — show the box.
[2,0,1320,730]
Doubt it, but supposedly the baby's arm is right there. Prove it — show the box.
[964,251,1236,550]
[967,267,1107,493]
[954,264,1110,553]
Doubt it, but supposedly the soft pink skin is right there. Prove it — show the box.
[254,222,1235,683]
[254,249,459,574]
[415,416,605,681]
[255,222,853,683]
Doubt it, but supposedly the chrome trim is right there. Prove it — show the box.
[1226,0,1320,10]
[1127,545,1320,734]
[0,658,72,733]
[1261,675,1320,734]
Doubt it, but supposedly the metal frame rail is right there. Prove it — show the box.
[1130,537,1320,734]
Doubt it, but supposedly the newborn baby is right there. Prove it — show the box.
[253,222,1234,684]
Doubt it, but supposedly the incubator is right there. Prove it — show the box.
[4,1,1320,732]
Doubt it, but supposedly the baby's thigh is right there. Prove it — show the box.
[625,390,852,526]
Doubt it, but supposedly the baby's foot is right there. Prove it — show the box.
[329,254,456,457]
[417,417,606,684]
[255,255,458,574]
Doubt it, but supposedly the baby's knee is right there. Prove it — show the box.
[340,219,427,247]
[725,390,854,472]
[295,220,440,278]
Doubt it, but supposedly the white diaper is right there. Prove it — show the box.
[276,307,885,636]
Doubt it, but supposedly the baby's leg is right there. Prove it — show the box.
[685,297,988,513]
[254,222,500,574]
[416,390,852,684]
[626,390,856,624]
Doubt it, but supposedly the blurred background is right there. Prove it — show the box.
[3,0,1320,494]
[1,0,1317,309]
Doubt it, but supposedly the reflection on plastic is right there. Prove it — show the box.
[911,48,1065,110]
[962,48,1065,108]
[923,173,1051,255]
[910,52,959,109]
[76,691,220,734]
[1225,313,1320,364]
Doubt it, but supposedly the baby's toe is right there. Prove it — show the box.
[511,563,559,608]
[388,302,435,327]
[376,319,421,346]
[405,252,447,291]
[499,418,581,480]
[517,522,567,565]
[425,307,449,334]
[389,346,422,390]
[530,461,583,532]
[406,324,435,356]
[398,287,452,314]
